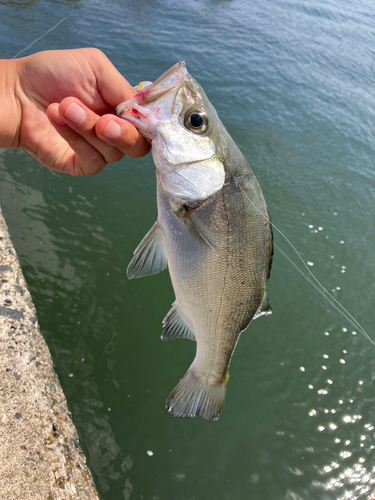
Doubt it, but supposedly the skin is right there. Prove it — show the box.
[0,48,150,174]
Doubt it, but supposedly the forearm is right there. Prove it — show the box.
[0,59,21,149]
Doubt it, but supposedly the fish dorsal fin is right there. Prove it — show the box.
[127,221,167,279]
[162,303,196,341]
[253,291,272,320]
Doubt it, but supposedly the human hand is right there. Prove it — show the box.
[3,48,150,175]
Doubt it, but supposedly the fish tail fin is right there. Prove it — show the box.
[165,367,229,421]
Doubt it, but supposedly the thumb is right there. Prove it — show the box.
[88,48,137,107]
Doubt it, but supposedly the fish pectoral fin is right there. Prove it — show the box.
[127,221,167,279]
[182,206,217,254]
[165,367,229,421]
[253,291,272,320]
[161,303,195,341]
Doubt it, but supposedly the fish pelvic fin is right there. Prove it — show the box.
[127,221,167,279]
[161,303,195,341]
[165,367,229,421]
[253,291,272,320]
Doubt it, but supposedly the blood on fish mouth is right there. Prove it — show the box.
[128,108,146,117]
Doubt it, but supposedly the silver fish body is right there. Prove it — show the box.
[116,63,273,420]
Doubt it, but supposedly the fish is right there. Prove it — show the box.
[116,62,273,421]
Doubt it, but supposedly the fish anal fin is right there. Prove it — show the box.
[165,367,229,421]
[253,291,272,320]
[127,221,167,279]
[162,303,195,341]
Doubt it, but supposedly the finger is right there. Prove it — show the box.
[95,114,150,158]
[87,48,138,106]
[47,104,109,175]
[57,97,125,164]
[58,95,150,158]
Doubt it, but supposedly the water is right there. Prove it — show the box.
[1,0,375,498]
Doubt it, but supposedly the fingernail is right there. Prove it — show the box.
[50,105,65,126]
[65,102,86,125]
[103,120,121,140]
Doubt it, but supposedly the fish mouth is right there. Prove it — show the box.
[133,61,186,105]
[115,62,187,137]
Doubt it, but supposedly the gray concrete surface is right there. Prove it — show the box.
[0,207,100,500]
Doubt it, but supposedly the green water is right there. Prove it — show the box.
[1,1,375,498]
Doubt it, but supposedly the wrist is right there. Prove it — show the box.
[0,58,22,149]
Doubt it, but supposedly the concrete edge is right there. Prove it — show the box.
[0,206,100,500]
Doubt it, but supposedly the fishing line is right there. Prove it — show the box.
[12,18,68,59]
[235,179,375,347]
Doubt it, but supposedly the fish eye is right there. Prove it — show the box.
[184,109,209,134]
[190,113,203,128]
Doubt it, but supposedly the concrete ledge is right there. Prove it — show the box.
[0,207,99,500]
